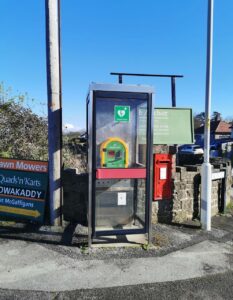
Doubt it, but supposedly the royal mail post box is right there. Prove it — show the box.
[153,154,172,200]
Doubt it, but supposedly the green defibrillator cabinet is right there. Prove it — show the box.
[100,137,129,168]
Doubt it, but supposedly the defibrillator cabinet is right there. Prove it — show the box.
[100,137,129,168]
[87,83,154,245]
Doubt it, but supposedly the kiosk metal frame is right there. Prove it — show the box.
[87,83,154,247]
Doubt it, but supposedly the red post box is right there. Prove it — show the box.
[153,154,172,200]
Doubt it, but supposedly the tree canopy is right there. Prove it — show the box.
[193,111,231,129]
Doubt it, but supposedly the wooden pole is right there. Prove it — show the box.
[45,0,63,226]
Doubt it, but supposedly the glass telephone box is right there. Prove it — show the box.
[87,83,154,245]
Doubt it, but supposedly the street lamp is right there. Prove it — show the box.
[201,0,214,231]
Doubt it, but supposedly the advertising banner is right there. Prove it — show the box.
[0,158,48,223]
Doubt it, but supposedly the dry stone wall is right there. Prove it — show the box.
[152,161,232,224]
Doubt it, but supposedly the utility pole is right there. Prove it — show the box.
[201,0,214,231]
[45,0,63,226]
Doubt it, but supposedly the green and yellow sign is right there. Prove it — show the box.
[0,158,48,223]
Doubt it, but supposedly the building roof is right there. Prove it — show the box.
[216,121,232,133]
[195,120,232,134]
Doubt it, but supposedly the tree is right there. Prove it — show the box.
[0,83,86,171]
[212,111,221,122]
[194,112,205,129]
[194,111,224,129]
[0,83,48,160]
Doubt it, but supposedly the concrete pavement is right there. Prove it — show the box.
[0,215,232,295]
[0,239,232,292]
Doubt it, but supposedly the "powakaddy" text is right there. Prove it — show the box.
[0,186,43,199]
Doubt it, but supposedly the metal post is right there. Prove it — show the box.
[221,171,226,213]
[171,77,176,107]
[119,74,123,84]
[88,91,93,248]
[45,0,63,226]
[148,93,154,246]
[201,0,214,231]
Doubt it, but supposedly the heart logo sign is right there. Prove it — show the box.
[118,110,125,117]
[114,105,130,122]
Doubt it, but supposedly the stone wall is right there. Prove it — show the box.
[62,157,232,226]
[152,160,232,224]
[62,170,88,225]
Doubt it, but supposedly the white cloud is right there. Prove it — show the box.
[64,123,74,130]
[63,123,80,132]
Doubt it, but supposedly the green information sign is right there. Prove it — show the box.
[154,108,194,144]
[138,108,194,145]
[114,105,130,122]
[0,158,48,223]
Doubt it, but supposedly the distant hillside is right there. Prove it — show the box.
[63,131,80,139]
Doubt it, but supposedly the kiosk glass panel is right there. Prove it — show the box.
[95,179,146,231]
[95,96,148,168]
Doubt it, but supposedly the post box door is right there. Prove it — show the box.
[154,154,172,200]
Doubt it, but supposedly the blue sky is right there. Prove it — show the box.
[1,0,233,130]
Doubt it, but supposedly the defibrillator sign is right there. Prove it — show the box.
[114,105,130,122]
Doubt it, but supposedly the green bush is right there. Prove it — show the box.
[0,83,48,160]
[0,83,87,171]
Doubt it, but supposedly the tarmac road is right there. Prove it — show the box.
[0,271,233,300]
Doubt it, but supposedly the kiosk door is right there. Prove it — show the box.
[87,84,153,239]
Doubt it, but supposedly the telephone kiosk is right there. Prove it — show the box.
[87,83,154,246]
